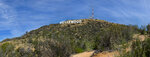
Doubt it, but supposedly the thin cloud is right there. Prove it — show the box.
[1,0,150,41]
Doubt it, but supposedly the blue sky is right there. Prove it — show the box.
[0,0,150,41]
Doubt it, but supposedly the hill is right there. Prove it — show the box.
[0,19,139,57]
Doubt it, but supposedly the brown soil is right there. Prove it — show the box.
[70,51,95,57]
[92,51,119,57]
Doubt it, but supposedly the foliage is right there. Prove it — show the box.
[120,38,150,57]
[0,42,14,57]
[0,19,140,57]
[147,24,150,35]
[140,25,147,35]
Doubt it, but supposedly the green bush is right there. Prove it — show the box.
[75,47,84,53]
[120,38,150,57]
[0,42,14,57]
[0,42,14,52]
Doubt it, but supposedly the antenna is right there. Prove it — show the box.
[92,8,94,19]
[90,8,94,19]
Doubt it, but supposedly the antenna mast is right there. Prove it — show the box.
[90,8,94,19]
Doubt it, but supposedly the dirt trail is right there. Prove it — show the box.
[124,34,147,52]
[71,34,147,57]
[133,34,147,41]
[92,51,119,57]
[70,51,95,57]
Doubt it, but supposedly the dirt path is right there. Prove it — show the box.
[70,51,95,57]
[133,34,147,41]
[70,34,147,57]
[123,34,147,52]
[92,51,119,57]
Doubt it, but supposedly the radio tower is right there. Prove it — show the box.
[90,8,94,19]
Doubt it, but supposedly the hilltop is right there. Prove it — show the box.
[0,19,139,57]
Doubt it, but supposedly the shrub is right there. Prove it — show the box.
[0,42,14,52]
[75,47,84,53]
[0,42,14,57]
[120,38,150,57]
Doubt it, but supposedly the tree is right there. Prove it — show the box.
[147,24,150,35]
[140,25,146,35]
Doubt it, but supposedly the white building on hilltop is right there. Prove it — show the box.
[60,20,82,24]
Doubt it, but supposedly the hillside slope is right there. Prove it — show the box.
[71,34,148,57]
[0,19,138,57]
